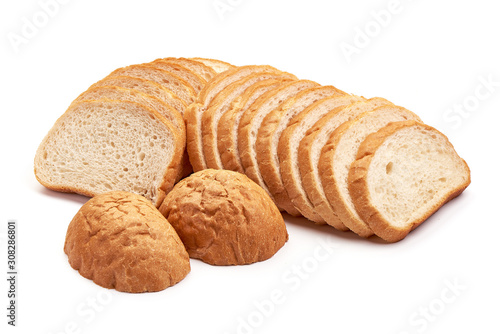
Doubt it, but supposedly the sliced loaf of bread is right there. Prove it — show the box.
[278,95,364,223]
[218,79,288,173]
[238,80,320,214]
[348,120,471,242]
[256,86,346,217]
[298,98,392,231]
[202,73,295,170]
[34,99,184,207]
[107,64,197,105]
[185,65,295,171]
[320,105,421,237]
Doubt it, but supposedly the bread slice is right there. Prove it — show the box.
[278,95,364,223]
[107,64,197,105]
[298,98,392,231]
[257,86,346,217]
[185,65,295,171]
[190,57,235,73]
[149,60,207,93]
[320,105,421,237]
[89,75,187,115]
[34,99,184,207]
[202,73,296,170]
[218,79,288,173]
[73,86,185,139]
[155,57,217,81]
[348,120,471,242]
[238,80,319,214]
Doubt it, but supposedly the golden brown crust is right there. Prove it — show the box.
[158,169,288,265]
[190,57,235,74]
[149,60,207,93]
[64,191,190,293]
[185,102,206,172]
[348,120,471,242]
[155,57,217,81]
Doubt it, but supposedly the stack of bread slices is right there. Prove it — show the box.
[35,58,470,242]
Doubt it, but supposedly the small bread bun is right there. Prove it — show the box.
[158,169,288,265]
[64,191,190,293]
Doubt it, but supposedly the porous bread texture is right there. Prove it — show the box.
[90,75,187,115]
[218,79,287,173]
[158,169,288,266]
[155,57,217,81]
[202,72,296,170]
[191,57,235,73]
[348,120,471,242]
[34,100,183,207]
[149,60,206,93]
[256,86,346,218]
[107,64,196,105]
[74,85,185,140]
[320,105,421,238]
[185,65,295,171]
[278,94,364,223]
[299,98,391,231]
[64,191,190,293]
[238,80,320,214]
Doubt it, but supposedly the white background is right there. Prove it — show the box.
[1,0,499,333]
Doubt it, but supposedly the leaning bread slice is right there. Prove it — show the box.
[155,57,217,81]
[202,73,296,170]
[185,65,295,171]
[320,105,421,237]
[190,57,235,73]
[149,60,207,93]
[348,120,471,242]
[218,79,288,173]
[299,98,392,231]
[107,64,197,105]
[73,86,185,139]
[238,80,319,214]
[257,86,346,217]
[73,85,191,181]
[34,99,184,207]
[278,94,364,223]
[89,75,187,115]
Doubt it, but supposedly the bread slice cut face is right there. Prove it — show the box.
[348,120,471,242]
[34,99,183,207]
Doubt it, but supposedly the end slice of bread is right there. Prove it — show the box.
[348,120,471,242]
[34,99,184,207]
[320,105,421,238]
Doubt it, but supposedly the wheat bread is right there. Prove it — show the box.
[218,79,289,173]
[278,95,364,223]
[107,64,197,105]
[149,60,206,93]
[185,65,295,171]
[34,99,184,207]
[202,73,296,170]
[299,98,392,231]
[64,191,190,292]
[320,105,421,237]
[256,86,346,217]
[89,75,187,115]
[190,57,235,73]
[348,120,471,242]
[238,80,319,213]
[158,169,288,265]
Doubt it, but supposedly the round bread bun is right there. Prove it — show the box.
[64,191,190,293]
[158,169,288,265]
